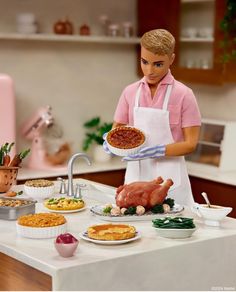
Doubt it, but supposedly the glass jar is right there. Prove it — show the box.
[108,24,120,37]
[122,22,133,38]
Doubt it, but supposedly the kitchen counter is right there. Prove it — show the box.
[18,156,126,181]
[18,157,236,187]
[0,179,236,291]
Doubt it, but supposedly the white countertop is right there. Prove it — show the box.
[18,157,236,186]
[1,179,236,291]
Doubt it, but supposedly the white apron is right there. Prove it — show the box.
[125,84,194,206]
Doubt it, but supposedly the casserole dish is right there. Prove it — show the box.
[0,197,36,220]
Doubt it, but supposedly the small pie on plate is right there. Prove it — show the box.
[87,223,136,241]
[44,197,85,211]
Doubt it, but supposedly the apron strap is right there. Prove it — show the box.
[135,84,142,107]
[162,84,173,110]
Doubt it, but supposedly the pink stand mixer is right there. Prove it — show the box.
[21,106,71,170]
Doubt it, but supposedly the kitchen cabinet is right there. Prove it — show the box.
[0,253,51,291]
[185,118,236,171]
[137,0,235,84]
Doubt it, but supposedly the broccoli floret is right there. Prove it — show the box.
[103,206,112,214]
[151,204,164,214]
[124,206,137,215]
[163,198,175,208]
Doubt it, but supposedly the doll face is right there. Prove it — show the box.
[140,46,175,86]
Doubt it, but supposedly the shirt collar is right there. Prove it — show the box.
[140,69,174,86]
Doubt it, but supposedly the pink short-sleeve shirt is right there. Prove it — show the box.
[114,70,201,142]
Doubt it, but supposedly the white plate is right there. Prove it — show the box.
[44,206,87,213]
[90,204,184,222]
[154,227,197,239]
[79,231,141,245]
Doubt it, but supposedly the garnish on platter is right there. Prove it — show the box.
[44,197,85,211]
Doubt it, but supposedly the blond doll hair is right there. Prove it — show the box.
[140,29,175,56]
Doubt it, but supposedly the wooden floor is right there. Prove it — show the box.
[0,252,52,291]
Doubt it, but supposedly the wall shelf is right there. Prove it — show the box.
[0,33,140,44]
[181,0,214,3]
[180,37,214,42]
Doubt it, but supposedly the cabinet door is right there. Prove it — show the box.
[137,0,235,84]
[137,0,180,76]
[137,0,180,37]
[172,0,226,84]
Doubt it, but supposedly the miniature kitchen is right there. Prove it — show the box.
[0,0,236,291]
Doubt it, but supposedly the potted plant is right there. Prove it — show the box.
[82,117,112,162]
[219,0,236,64]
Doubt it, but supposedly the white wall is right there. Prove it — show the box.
[0,0,236,157]
[0,0,138,155]
[191,83,236,121]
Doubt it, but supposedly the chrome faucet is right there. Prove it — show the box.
[67,153,92,196]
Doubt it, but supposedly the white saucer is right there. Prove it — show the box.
[79,231,141,245]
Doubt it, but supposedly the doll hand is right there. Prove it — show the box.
[102,133,112,155]
[123,145,166,161]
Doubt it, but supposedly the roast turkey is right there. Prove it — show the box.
[116,177,173,209]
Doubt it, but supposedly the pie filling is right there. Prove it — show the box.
[87,223,136,241]
[107,127,145,149]
[18,213,66,227]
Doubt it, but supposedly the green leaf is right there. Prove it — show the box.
[19,149,30,159]
[82,117,112,150]
[83,117,100,128]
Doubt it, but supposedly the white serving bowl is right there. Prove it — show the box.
[16,222,67,239]
[155,227,196,239]
[106,140,146,156]
[106,127,146,157]
[24,183,55,202]
[192,203,232,227]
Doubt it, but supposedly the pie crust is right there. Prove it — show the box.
[18,213,66,227]
[87,223,136,241]
[44,197,85,211]
[107,127,145,149]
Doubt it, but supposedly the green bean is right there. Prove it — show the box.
[152,217,195,229]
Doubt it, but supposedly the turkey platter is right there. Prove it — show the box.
[90,177,184,222]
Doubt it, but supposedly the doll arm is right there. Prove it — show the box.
[165,126,200,156]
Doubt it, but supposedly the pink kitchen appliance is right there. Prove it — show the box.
[0,74,16,156]
[21,105,71,170]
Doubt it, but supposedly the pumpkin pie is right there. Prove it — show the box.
[87,223,136,241]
